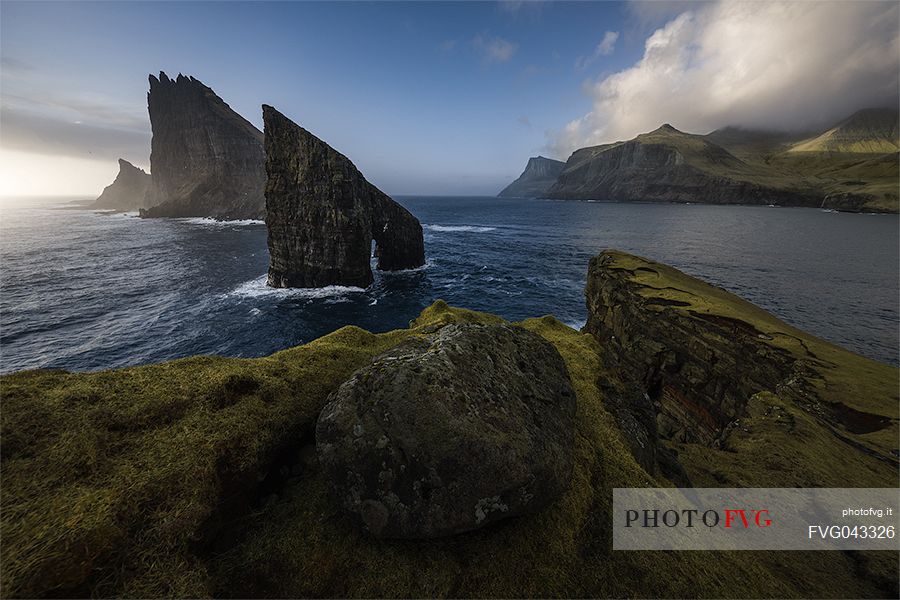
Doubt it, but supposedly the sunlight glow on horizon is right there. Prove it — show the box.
[0,149,136,198]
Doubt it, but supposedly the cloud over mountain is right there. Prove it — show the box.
[549,0,900,157]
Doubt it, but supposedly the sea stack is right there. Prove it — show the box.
[93,159,152,210]
[262,105,425,288]
[140,72,266,220]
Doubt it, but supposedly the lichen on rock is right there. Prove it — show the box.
[315,323,576,538]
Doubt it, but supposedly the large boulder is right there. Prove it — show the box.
[315,323,576,538]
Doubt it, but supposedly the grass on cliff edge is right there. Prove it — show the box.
[0,301,895,598]
[598,250,899,457]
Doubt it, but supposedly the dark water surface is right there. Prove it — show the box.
[1,196,897,373]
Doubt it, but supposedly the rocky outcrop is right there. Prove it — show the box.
[584,250,898,469]
[316,323,576,538]
[139,72,265,220]
[547,125,818,206]
[262,105,425,288]
[92,159,152,210]
[498,156,566,198]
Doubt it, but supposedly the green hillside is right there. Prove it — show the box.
[789,108,899,153]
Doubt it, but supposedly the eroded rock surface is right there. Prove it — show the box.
[584,250,898,470]
[140,72,265,220]
[93,159,152,210]
[315,323,576,538]
[263,105,424,288]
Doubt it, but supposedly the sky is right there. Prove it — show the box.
[1,0,897,197]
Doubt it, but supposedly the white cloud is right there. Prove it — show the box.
[549,0,900,158]
[597,30,619,56]
[575,31,620,70]
[472,34,519,64]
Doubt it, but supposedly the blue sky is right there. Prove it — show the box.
[1,1,897,196]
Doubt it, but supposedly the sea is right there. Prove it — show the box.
[1,195,897,374]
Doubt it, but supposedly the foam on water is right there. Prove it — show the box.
[425,224,496,233]
[179,217,266,227]
[379,258,435,275]
[227,274,367,299]
[1,196,896,372]
[565,319,587,331]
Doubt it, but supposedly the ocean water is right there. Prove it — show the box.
[1,195,897,373]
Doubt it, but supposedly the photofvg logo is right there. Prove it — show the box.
[625,506,772,529]
[612,488,899,551]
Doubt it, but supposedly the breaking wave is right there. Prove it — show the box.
[227,274,366,299]
[425,224,496,233]
[179,217,265,227]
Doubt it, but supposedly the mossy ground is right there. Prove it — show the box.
[2,300,897,598]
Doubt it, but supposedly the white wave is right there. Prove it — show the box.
[179,217,265,227]
[379,258,434,275]
[227,274,366,299]
[564,319,587,331]
[425,224,496,233]
[107,211,140,218]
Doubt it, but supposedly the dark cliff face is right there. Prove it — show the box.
[584,250,898,477]
[497,156,566,198]
[262,105,425,288]
[547,126,818,206]
[140,72,265,220]
[93,159,152,210]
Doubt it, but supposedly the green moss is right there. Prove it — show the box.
[0,326,404,598]
[2,304,896,598]
[599,251,898,487]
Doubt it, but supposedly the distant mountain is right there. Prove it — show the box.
[703,127,809,161]
[789,108,899,154]
[139,72,266,220]
[498,156,567,198]
[92,159,152,211]
[545,124,817,206]
[539,109,899,213]
[767,108,900,212]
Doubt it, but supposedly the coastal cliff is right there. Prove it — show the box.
[1,259,897,598]
[92,159,152,211]
[263,105,424,288]
[533,109,899,212]
[140,73,265,220]
[585,250,898,486]
[498,156,566,198]
[546,125,818,206]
